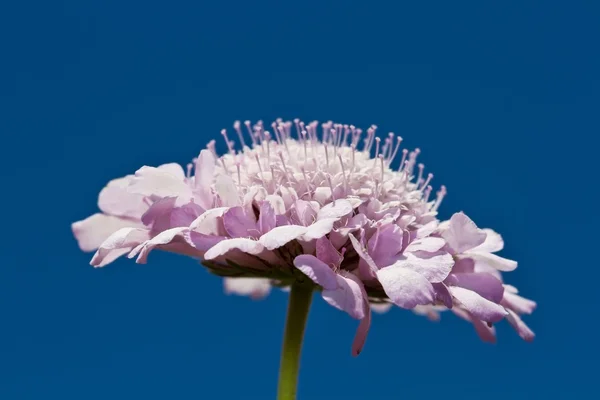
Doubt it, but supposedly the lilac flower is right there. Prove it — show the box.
[73,119,536,356]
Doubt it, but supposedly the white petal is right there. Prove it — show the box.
[322,273,365,319]
[301,218,336,241]
[448,286,508,323]
[91,228,150,267]
[215,175,241,207]
[461,252,517,272]
[129,166,192,199]
[377,265,435,309]
[405,237,446,253]
[317,199,352,220]
[204,238,264,260]
[471,228,504,253]
[189,207,228,235]
[72,214,141,252]
[441,212,486,253]
[259,225,307,250]
[403,251,454,282]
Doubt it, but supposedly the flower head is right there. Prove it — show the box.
[73,119,536,354]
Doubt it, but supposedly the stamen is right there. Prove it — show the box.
[388,136,403,166]
[326,174,336,205]
[417,163,425,186]
[399,149,409,171]
[233,120,247,148]
[432,185,447,211]
[420,173,433,191]
[373,137,381,167]
[221,129,235,154]
[300,166,312,200]
[244,120,257,146]
[186,163,193,179]
[338,154,349,193]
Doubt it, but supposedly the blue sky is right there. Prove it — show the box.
[1,1,598,399]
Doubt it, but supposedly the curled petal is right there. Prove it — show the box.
[442,212,486,253]
[502,290,537,315]
[448,286,508,323]
[293,255,338,290]
[377,265,435,309]
[461,252,517,272]
[301,218,336,241]
[189,207,228,235]
[130,227,196,264]
[204,238,264,260]
[506,309,535,342]
[471,228,504,253]
[315,237,343,269]
[72,213,140,252]
[91,228,150,267]
[322,273,365,319]
[472,317,498,344]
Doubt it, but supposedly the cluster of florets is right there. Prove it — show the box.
[73,119,535,355]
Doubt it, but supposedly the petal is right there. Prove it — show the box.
[352,300,371,357]
[322,273,365,319]
[186,232,226,252]
[302,218,336,241]
[506,309,535,342]
[215,175,241,207]
[259,225,307,250]
[157,163,186,180]
[472,317,498,344]
[257,201,276,234]
[293,255,338,290]
[315,237,342,269]
[128,166,192,199]
[317,199,352,220]
[502,290,537,315]
[265,195,286,215]
[441,212,486,253]
[448,286,508,323]
[416,220,439,238]
[370,303,393,314]
[204,238,264,260]
[451,257,475,274]
[471,228,504,253]
[447,272,504,303]
[90,228,150,267]
[98,175,147,218]
[130,227,191,264]
[461,252,518,272]
[405,237,446,253]
[223,277,271,300]
[72,213,140,252]
[194,150,216,208]
[348,234,378,276]
[377,265,435,309]
[403,251,454,283]
[432,282,453,308]
[223,207,259,238]
[368,224,403,267]
[189,207,228,235]
[170,202,204,227]
[141,196,177,226]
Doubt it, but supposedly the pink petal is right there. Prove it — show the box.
[502,290,537,315]
[72,213,140,252]
[448,272,504,303]
[432,282,453,308]
[141,196,177,226]
[223,207,258,238]
[317,199,352,220]
[322,272,365,319]
[472,317,498,344]
[403,251,454,283]
[461,252,517,272]
[265,195,286,215]
[352,301,371,357]
[471,228,504,253]
[368,224,403,268]
[204,238,264,260]
[224,277,271,299]
[348,234,378,276]
[186,232,226,252]
[315,237,342,269]
[90,228,150,267]
[448,286,508,323]
[506,309,535,342]
[442,212,486,253]
[259,225,307,250]
[376,265,435,309]
[293,255,338,290]
[257,201,276,234]
[405,237,446,253]
[128,166,192,199]
[170,202,204,227]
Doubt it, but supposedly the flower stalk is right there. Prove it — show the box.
[277,284,313,400]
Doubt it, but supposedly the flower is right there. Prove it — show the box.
[72,119,536,354]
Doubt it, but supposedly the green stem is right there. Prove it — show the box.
[277,284,313,400]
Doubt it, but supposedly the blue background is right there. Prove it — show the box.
[1,1,598,399]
